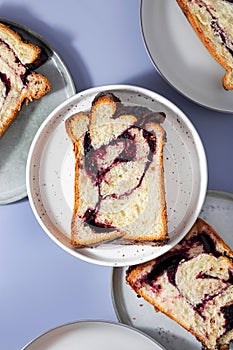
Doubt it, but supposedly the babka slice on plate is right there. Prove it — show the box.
[177,0,233,90]
[126,218,233,350]
[0,22,51,137]
[65,92,168,247]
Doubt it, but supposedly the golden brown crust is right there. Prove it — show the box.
[0,96,24,137]
[65,112,89,246]
[176,0,233,90]
[0,22,41,63]
[70,142,81,245]
[91,94,118,115]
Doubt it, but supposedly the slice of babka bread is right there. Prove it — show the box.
[65,92,168,247]
[0,22,51,137]
[126,218,233,350]
[176,0,233,90]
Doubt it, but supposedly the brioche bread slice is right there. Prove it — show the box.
[126,218,233,350]
[65,92,168,247]
[177,0,233,90]
[0,22,51,137]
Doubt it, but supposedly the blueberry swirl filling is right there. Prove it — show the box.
[138,229,233,331]
[143,231,223,286]
[0,72,11,97]
[221,304,233,332]
[0,33,48,92]
[83,125,157,231]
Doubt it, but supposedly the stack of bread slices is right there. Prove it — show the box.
[65,92,168,247]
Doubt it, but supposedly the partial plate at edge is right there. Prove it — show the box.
[0,19,76,204]
[22,321,165,350]
[140,0,233,113]
[111,190,233,350]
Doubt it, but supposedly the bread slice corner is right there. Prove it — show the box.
[0,21,51,137]
[126,217,233,350]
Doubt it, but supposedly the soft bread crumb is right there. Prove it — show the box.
[126,218,233,350]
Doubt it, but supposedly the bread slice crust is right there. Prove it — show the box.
[0,22,51,137]
[177,0,233,90]
[126,218,233,350]
[65,92,168,247]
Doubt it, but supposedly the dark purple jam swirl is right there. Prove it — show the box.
[143,231,224,287]
[92,92,166,126]
[83,208,116,232]
[141,228,233,326]
[115,129,137,162]
[0,72,11,96]
[198,232,221,257]
[83,128,138,185]
[221,304,233,332]
[211,20,233,56]
[145,253,186,286]
[196,1,233,56]
[0,31,49,87]
[82,125,156,231]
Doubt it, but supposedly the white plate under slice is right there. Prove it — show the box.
[140,0,233,113]
[26,84,207,266]
[111,190,233,350]
[22,321,165,350]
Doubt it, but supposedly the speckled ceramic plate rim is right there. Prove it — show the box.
[140,0,233,113]
[110,189,233,349]
[22,320,166,350]
[0,18,76,204]
[26,84,208,267]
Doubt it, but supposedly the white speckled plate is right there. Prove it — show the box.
[111,190,233,349]
[26,85,207,267]
[0,19,76,204]
[22,321,165,350]
[140,0,233,113]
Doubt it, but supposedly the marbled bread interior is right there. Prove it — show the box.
[0,22,51,137]
[126,218,233,350]
[65,92,168,247]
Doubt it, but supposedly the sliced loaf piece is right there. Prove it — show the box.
[177,0,233,90]
[126,218,233,350]
[65,92,168,247]
[0,22,51,137]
